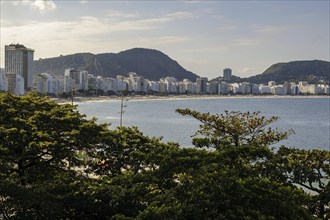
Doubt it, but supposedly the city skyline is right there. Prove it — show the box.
[1,0,329,79]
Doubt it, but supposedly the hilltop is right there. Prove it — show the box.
[245,60,330,84]
[33,48,199,81]
[31,50,330,84]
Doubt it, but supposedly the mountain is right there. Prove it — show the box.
[245,60,330,84]
[33,48,199,81]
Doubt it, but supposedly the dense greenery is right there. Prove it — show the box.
[0,93,329,219]
[246,60,330,84]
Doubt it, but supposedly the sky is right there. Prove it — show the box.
[0,0,329,79]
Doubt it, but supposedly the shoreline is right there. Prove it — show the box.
[55,94,330,104]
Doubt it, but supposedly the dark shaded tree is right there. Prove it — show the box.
[0,93,107,218]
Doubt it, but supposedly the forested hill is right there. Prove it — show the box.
[246,60,330,84]
[33,48,199,81]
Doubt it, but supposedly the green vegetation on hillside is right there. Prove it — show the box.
[34,48,198,81]
[246,60,330,84]
[0,93,329,219]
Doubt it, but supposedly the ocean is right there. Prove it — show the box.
[77,97,330,151]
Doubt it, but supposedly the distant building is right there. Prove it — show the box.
[209,81,219,94]
[268,81,276,87]
[223,68,232,80]
[5,72,16,94]
[64,68,80,91]
[196,77,208,94]
[5,44,34,91]
[116,75,127,92]
[127,72,147,93]
[164,77,177,93]
[218,81,231,95]
[259,85,271,94]
[149,81,160,92]
[0,71,8,91]
[35,73,59,94]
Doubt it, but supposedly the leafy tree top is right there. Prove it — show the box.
[0,92,107,186]
[176,108,293,150]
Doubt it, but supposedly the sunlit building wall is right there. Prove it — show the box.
[5,44,34,91]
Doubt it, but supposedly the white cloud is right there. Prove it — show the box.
[106,11,193,31]
[1,14,192,64]
[12,0,57,13]
[80,0,88,4]
[106,10,140,19]
[166,11,194,19]
[106,10,193,24]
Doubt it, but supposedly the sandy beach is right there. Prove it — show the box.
[54,94,329,105]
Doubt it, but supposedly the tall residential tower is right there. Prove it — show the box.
[223,68,232,80]
[5,44,34,91]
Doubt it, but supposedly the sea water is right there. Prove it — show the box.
[77,97,330,151]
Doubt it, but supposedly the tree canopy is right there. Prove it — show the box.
[0,93,328,219]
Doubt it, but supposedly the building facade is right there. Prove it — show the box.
[223,68,232,80]
[5,44,34,91]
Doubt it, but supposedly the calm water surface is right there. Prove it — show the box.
[77,97,330,151]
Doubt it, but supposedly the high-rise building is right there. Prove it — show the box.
[196,77,208,94]
[5,44,34,91]
[223,68,232,80]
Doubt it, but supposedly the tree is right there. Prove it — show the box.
[90,126,179,177]
[176,109,292,150]
[1,95,327,219]
[0,93,107,218]
[271,146,330,219]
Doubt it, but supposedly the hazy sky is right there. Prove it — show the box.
[1,0,329,78]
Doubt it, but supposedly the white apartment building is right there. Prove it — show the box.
[87,74,97,90]
[107,78,118,93]
[271,85,287,95]
[29,69,328,96]
[16,74,25,95]
[290,84,299,95]
[177,82,186,94]
[159,81,167,93]
[80,71,89,90]
[231,83,241,94]
[268,81,276,87]
[126,72,147,93]
[164,77,177,93]
[35,73,59,94]
[63,75,74,93]
[148,81,160,92]
[182,79,195,94]
[116,75,127,92]
[218,82,231,95]
[64,68,89,91]
[259,85,271,94]
[96,76,108,92]
[5,44,34,91]
[241,82,252,94]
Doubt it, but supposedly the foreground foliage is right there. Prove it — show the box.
[0,93,329,219]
